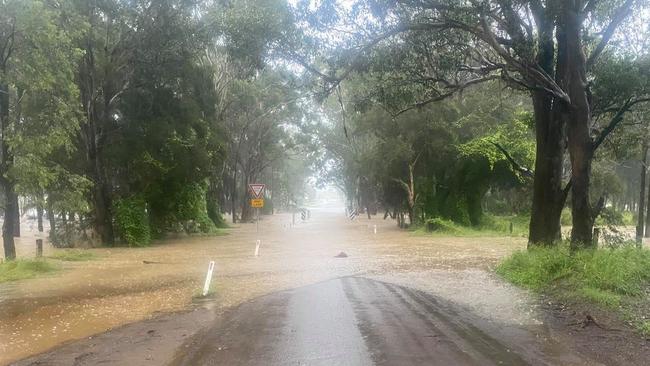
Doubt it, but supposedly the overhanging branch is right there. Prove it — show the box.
[592,97,650,151]
[491,142,534,178]
[586,0,636,70]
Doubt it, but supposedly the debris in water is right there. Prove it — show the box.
[143,260,163,264]
[334,252,348,258]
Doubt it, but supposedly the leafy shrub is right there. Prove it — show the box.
[114,196,151,247]
[596,207,625,226]
[425,217,461,233]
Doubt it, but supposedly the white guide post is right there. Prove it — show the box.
[255,240,261,257]
[202,261,215,296]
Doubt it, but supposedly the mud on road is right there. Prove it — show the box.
[4,208,649,365]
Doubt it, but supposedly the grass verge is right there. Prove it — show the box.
[496,245,650,336]
[49,249,97,261]
[415,215,529,237]
[0,259,58,283]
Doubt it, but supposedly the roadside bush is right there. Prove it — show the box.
[425,217,461,233]
[114,196,151,247]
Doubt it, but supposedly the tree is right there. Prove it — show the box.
[290,0,650,248]
[0,0,81,259]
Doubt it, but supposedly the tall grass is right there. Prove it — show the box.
[419,214,529,237]
[0,259,58,283]
[49,249,97,262]
[496,245,650,309]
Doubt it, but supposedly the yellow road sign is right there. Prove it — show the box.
[251,198,264,208]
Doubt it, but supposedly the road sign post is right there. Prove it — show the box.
[248,183,266,255]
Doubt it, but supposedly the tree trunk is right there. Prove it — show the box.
[47,195,56,240]
[231,168,237,223]
[527,10,568,247]
[2,183,18,260]
[12,195,20,237]
[565,4,597,249]
[206,176,223,227]
[528,91,567,246]
[638,144,648,241]
[37,204,44,233]
[0,81,17,260]
[644,150,650,237]
[90,156,114,245]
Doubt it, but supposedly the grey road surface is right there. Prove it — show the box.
[174,277,579,366]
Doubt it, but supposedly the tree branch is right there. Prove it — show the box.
[491,142,534,178]
[392,74,500,117]
[586,0,636,70]
[592,97,650,151]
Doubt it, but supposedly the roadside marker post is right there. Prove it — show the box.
[248,183,266,255]
[202,261,215,296]
[373,225,377,234]
[36,239,43,257]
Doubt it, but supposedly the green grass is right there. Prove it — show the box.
[49,249,97,261]
[496,245,650,333]
[417,214,529,237]
[639,321,650,337]
[497,246,650,295]
[0,259,58,283]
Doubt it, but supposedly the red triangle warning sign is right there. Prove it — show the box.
[248,183,265,198]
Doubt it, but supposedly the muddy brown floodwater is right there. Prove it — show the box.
[1,208,575,365]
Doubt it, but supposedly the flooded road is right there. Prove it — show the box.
[2,208,590,365]
[175,277,587,366]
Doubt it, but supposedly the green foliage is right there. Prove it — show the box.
[561,208,572,226]
[49,249,97,262]
[0,259,57,283]
[422,214,529,237]
[114,196,151,247]
[497,246,650,301]
[425,217,461,234]
[148,182,217,236]
[621,211,636,226]
[496,247,574,290]
[596,207,625,226]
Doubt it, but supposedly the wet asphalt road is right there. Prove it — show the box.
[175,277,535,366]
